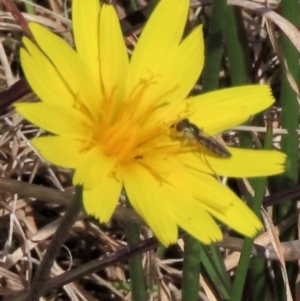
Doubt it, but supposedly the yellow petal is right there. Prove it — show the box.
[161,25,204,103]
[169,195,222,244]
[170,162,263,237]
[82,176,122,223]
[190,85,275,134]
[142,25,205,126]
[99,4,129,105]
[184,148,286,177]
[205,196,262,237]
[32,136,82,168]
[123,163,178,246]
[28,23,102,119]
[21,39,74,106]
[73,146,119,190]
[166,158,233,211]
[127,0,189,91]
[16,103,91,137]
[212,148,286,177]
[72,0,101,84]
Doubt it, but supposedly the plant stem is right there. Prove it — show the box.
[125,199,147,301]
[182,235,202,301]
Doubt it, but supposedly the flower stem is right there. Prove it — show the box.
[182,235,202,301]
[25,185,83,301]
[125,200,147,301]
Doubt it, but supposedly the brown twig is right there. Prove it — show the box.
[23,186,83,301]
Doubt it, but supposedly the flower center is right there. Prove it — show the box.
[94,76,170,164]
[84,73,194,181]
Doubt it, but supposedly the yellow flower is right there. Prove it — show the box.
[16,0,285,246]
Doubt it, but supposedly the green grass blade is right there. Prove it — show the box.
[182,235,202,301]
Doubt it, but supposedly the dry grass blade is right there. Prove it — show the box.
[1,0,34,41]
[261,207,293,301]
[228,0,300,53]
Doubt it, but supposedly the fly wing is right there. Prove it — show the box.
[196,131,231,158]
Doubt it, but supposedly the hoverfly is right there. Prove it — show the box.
[171,118,231,158]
